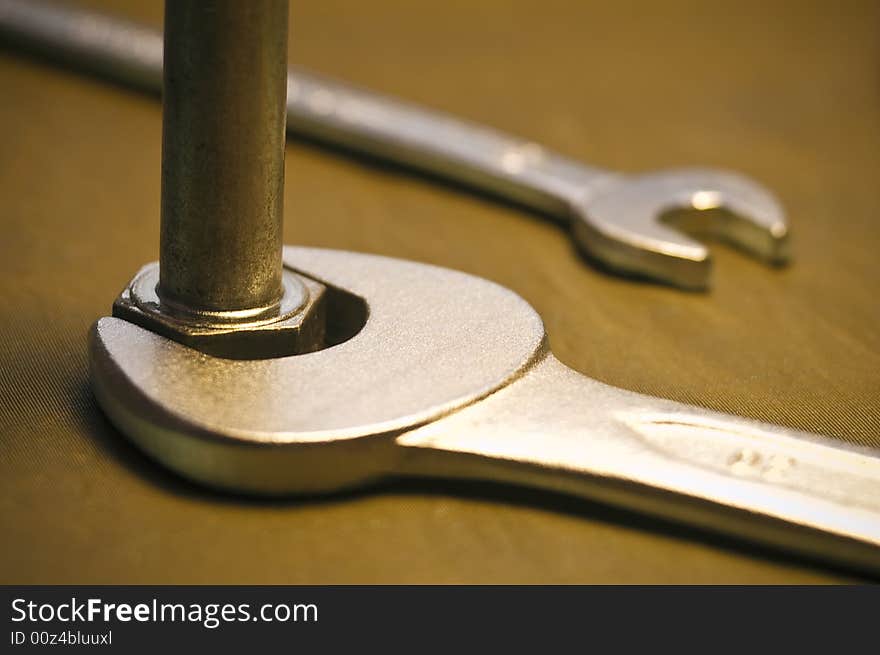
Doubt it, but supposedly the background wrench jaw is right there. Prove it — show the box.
[0,0,792,291]
[570,169,791,290]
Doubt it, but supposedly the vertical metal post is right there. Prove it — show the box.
[159,0,289,318]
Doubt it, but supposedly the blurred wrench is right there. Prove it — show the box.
[0,0,789,289]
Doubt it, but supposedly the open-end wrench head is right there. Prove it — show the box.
[572,169,789,290]
[90,247,546,494]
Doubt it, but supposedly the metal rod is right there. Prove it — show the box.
[159,0,289,317]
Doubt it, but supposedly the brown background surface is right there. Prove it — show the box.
[1,0,878,583]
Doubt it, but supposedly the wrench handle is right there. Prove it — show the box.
[0,0,163,90]
[285,71,609,215]
[398,355,880,574]
[0,0,608,219]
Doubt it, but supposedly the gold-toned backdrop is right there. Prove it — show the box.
[1,0,878,583]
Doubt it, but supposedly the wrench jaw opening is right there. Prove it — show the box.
[89,247,547,495]
[570,169,790,290]
[571,211,712,291]
[659,170,791,267]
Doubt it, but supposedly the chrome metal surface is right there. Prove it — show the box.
[0,0,789,289]
[91,247,880,574]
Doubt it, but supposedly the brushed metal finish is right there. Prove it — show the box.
[91,247,880,573]
[91,247,546,493]
[0,0,788,290]
[399,355,880,573]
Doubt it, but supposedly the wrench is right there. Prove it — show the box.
[92,247,880,574]
[0,0,788,289]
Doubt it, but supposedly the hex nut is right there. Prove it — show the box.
[112,262,327,359]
